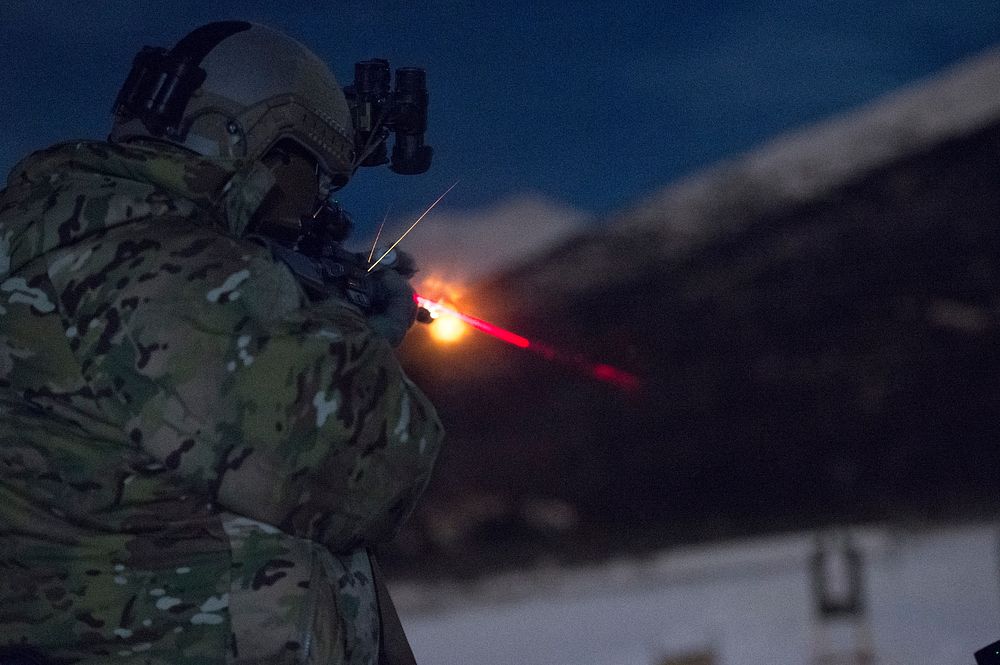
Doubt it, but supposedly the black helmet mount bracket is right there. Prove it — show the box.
[112,21,252,139]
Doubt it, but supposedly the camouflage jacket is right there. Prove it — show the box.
[0,141,443,664]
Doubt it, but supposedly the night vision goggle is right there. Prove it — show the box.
[343,59,433,175]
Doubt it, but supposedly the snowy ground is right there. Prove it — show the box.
[394,522,1000,665]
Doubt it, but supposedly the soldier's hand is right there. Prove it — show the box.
[367,268,417,347]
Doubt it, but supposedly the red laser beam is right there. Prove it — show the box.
[415,295,641,392]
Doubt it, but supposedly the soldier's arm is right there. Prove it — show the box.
[80,227,443,551]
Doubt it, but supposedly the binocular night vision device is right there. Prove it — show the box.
[344,59,433,176]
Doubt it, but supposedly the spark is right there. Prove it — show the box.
[368,206,390,265]
[368,181,459,272]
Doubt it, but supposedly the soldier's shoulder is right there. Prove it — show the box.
[5,140,111,183]
[107,220,307,325]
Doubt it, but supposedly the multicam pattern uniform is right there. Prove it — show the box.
[0,141,443,664]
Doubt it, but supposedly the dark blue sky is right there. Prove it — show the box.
[2,1,999,235]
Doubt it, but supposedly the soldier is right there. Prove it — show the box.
[0,21,442,665]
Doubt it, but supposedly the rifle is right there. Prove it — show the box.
[251,196,424,319]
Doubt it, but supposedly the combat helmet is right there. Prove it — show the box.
[109,21,355,188]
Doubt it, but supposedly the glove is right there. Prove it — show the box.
[367,267,417,347]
